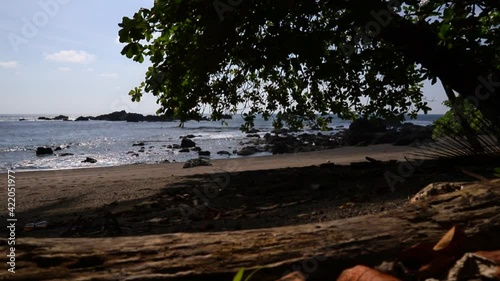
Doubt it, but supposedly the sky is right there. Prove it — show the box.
[0,0,448,116]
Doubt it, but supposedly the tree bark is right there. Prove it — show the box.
[1,180,499,281]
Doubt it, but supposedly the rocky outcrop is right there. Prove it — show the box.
[36,147,53,156]
[75,116,93,121]
[343,119,434,146]
[53,115,69,121]
[92,110,175,122]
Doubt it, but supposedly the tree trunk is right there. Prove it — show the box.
[373,6,500,133]
[1,180,499,281]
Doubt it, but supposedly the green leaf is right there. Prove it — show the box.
[233,268,245,281]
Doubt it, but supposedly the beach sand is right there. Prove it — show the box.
[0,144,488,238]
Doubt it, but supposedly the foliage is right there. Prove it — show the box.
[432,98,488,140]
[233,268,259,281]
[118,1,500,131]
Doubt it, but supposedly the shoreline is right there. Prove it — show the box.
[2,142,495,239]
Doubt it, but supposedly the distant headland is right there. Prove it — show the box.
[35,110,233,122]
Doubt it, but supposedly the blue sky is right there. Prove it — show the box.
[0,0,448,116]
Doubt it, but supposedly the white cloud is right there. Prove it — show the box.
[82,68,95,72]
[58,67,72,72]
[45,50,96,64]
[0,61,18,68]
[100,72,119,79]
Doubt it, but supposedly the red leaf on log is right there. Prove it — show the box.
[337,265,401,281]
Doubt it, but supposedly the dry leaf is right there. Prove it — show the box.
[417,255,456,280]
[337,265,401,281]
[475,250,500,264]
[433,225,465,257]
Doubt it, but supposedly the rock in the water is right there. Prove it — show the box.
[237,146,259,156]
[36,147,53,156]
[172,144,181,149]
[132,142,145,147]
[246,134,260,138]
[181,138,196,148]
[82,157,97,163]
[198,151,211,156]
[349,118,386,133]
[54,147,62,151]
[247,128,260,133]
[75,116,92,121]
[191,146,202,152]
[179,148,190,153]
[59,153,74,157]
[183,158,212,169]
[37,117,52,121]
[185,134,196,139]
[217,151,231,156]
[53,115,69,121]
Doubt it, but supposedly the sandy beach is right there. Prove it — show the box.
[0,144,488,238]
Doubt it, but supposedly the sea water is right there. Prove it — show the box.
[0,114,440,171]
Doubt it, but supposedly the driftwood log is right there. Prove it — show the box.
[1,180,499,281]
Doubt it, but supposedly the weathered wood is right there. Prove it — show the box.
[2,180,499,281]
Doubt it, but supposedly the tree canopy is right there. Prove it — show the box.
[118,0,500,131]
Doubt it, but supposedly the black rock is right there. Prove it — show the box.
[246,134,260,138]
[59,153,74,157]
[181,138,196,148]
[37,117,52,120]
[75,116,92,121]
[179,148,190,153]
[36,147,53,156]
[183,158,212,169]
[132,142,145,147]
[236,146,259,156]
[185,134,196,139]
[172,144,181,149]
[349,118,386,133]
[53,115,69,121]
[247,128,260,133]
[198,151,211,156]
[191,146,202,152]
[217,151,231,156]
[82,157,97,163]
[54,147,62,151]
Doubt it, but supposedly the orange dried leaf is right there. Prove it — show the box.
[475,250,500,264]
[337,265,401,281]
[417,256,456,280]
[433,225,465,256]
[433,226,455,251]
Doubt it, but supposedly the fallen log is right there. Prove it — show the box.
[1,180,499,281]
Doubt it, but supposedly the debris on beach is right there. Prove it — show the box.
[183,158,212,168]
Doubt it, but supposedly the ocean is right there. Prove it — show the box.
[0,114,442,172]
